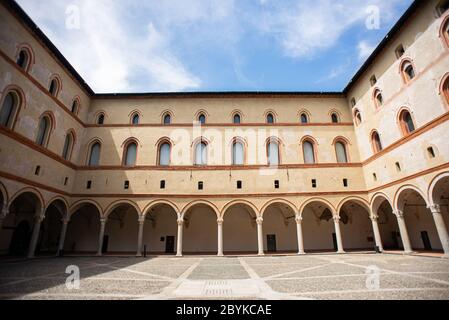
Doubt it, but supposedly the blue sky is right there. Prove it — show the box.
[16,0,414,93]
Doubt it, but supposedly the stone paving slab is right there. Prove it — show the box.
[0,254,448,300]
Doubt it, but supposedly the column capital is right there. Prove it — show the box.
[333,215,340,223]
[177,218,185,226]
[138,216,146,224]
[370,215,379,222]
[217,218,224,225]
[61,217,70,225]
[100,218,107,225]
[295,216,303,224]
[393,210,404,219]
[427,204,441,214]
[35,214,45,223]
[256,217,263,225]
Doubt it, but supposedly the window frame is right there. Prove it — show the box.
[0,87,23,130]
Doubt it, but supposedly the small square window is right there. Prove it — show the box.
[274,180,280,189]
[427,147,436,158]
[87,180,92,189]
[395,162,402,172]
[343,179,348,187]
[370,75,377,86]
[198,181,204,190]
[124,181,130,189]
[160,180,166,189]
[64,177,69,186]
[373,173,377,182]
[35,166,41,176]
[312,179,317,188]
[237,181,242,189]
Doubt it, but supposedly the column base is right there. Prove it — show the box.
[217,253,224,257]
[441,253,449,259]
[258,253,265,256]
[298,251,306,255]
[337,250,346,254]
[176,253,183,257]
[96,253,102,257]
[136,253,142,257]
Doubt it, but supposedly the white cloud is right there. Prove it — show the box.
[16,0,203,92]
[357,41,376,61]
[254,0,405,58]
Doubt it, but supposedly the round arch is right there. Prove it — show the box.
[428,171,449,205]
[69,199,103,217]
[8,187,45,215]
[260,198,297,218]
[0,181,9,208]
[104,199,142,218]
[221,199,259,219]
[142,200,180,218]
[370,192,394,215]
[299,198,336,217]
[394,184,429,211]
[45,196,69,215]
[336,196,370,215]
[181,200,220,220]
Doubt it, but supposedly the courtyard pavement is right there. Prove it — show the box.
[0,253,449,300]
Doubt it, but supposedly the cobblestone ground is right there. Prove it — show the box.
[0,253,448,300]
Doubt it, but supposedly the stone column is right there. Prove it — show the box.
[136,216,145,257]
[295,216,305,255]
[56,217,70,256]
[28,213,45,258]
[176,218,184,257]
[256,217,264,256]
[428,205,449,257]
[370,215,384,252]
[217,218,224,257]
[333,215,345,254]
[393,210,413,254]
[97,218,107,256]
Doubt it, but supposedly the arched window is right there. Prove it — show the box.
[16,49,30,70]
[163,114,171,125]
[124,142,137,166]
[395,44,405,59]
[331,113,339,123]
[371,131,383,154]
[131,113,139,125]
[97,113,105,125]
[71,99,79,114]
[195,141,208,165]
[0,91,20,129]
[443,18,449,47]
[198,113,206,125]
[158,142,171,166]
[88,142,101,166]
[401,60,415,83]
[232,141,244,165]
[354,109,362,126]
[302,140,316,164]
[48,77,60,97]
[370,75,377,86]
[36,116,52,147]
[373,89,383,108]
[399,110,416,135]
[350,98,356,107]
[266,113,274,124]
[233,114,241,124]
[62,132,74,161]
[300,113,309,124]
[267,140,280,165]
[335,141,348,163]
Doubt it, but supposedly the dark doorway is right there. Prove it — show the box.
[421,231,432,251]
[332,233,338,251]
[9,220,31,256]
[267,234,277,253]
[391,231,400,249]
[102,235,109,254]
[165,236,175,254]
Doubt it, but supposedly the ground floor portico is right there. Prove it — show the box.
[0,171,448,259]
